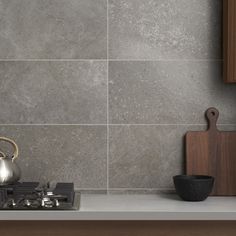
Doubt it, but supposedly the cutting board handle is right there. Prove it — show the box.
[206,107,219,131]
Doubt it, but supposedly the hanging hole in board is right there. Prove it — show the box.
[211,111,215,116]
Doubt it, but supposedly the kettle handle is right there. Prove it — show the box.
[0,137,19,161]
[0,151,6,158]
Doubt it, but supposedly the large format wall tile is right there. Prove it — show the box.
[109,125,192,189]
[109,61,236,124]
[0,125,107,189]
[109,125,236,189]
[0,0,107,59]
[0,61,107,124]
[109,0,222,59]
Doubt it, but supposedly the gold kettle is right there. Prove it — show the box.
[0,137,21,185]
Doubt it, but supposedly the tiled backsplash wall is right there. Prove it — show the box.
[0,0,236,193]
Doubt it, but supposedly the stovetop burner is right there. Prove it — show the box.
[0,182,80,210]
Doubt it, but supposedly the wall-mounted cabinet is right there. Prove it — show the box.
[224,0,236,83]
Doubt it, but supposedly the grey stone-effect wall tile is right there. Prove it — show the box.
[109,61,236,124]
[109,125,188,189]
[0,61,107,124]
[0,125,107,189]
[109,0,222,59]
[0,0,107,59]
[109,125,236,189]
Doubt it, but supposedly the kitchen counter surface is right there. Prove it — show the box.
[0,194,236,221]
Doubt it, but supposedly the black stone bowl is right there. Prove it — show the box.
[173,175,214,201]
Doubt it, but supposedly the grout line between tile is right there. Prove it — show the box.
[74,188,176,193]
[0,59,107,62]
[0,124,108,126]
[0,124,236,126]
[75,188,107,190]
[74,188,175,191]
[108,124,236,126]
[109,59,223,62]
[106,0,110,194]
[0,59,223,62]
[108,188,175,190]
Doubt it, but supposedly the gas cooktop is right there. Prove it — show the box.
[0,182,80,210]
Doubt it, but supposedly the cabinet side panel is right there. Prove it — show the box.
[224,0,236,83]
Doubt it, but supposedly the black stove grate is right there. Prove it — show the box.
[0,182,78,210]
[53,183,74,203]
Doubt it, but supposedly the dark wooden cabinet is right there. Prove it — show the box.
[0,221,236,236]
[223,0,236,83]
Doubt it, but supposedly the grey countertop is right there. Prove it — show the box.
[0,194,236,221]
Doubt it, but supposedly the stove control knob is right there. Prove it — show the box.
[8,199,16,207]
[54,199,60,207]
[41,197,53,208]
[24,199,31,207]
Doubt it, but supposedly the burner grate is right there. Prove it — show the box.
[0,182,79,210]
[53,183,74,203]
[0,189,7,207]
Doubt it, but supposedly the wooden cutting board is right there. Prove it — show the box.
[186,107,236,196]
